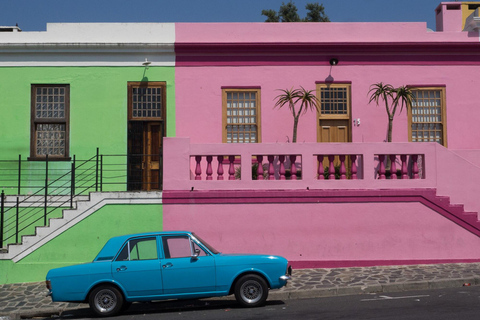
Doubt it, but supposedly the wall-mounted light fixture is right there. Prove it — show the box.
[142,58,151,67]
[329,58,339,66]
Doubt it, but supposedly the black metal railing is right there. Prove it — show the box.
[0,149,163,249]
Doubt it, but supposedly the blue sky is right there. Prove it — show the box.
[2,0,446,32]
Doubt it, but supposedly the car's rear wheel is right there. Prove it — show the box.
[234,274,268,307]
[88,285,124,317]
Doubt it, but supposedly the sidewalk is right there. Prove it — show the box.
[1,262,480,319]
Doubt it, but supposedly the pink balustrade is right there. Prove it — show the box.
[164,138,434,191]
[375,154,424,180]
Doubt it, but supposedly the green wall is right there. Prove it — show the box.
[0,203,163,285]
[0,66,175,194]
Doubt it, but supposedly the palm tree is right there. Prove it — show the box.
[368,83,415,142]
[274,86,320,143]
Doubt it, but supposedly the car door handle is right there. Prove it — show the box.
[116,266,127,272]
[163,262,173,269]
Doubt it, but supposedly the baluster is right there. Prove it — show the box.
[411,154,419,179]
[378,155,386,179]
[290,155,297,180]
[268,155,275,180]
[195,156,202,180]
[228,156,236,180]
[279,155,286,180]
[401,155,408,179]
[217,156,224,180]
[350,155,357,180]
[389,154,397,180]
[317,155,325,180]
[256,155,264,180]
[339,155,346,180]
[328,155,335,180]
[206,156,213,180]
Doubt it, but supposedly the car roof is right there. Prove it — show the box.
[94,231,193,261]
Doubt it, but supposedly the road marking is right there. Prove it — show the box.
[361,294,430,301]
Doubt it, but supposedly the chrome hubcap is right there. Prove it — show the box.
[241,280,263,303]
[94,289,117,313]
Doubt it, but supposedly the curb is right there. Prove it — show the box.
[270,277,480,300]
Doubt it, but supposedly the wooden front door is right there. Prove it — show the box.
[127,82,166,191]
[144,122,162,190]
[316,83,352,175]
[319,119,350,143]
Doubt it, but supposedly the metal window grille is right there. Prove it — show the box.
[411,90,444,144]
[226,91,258,143]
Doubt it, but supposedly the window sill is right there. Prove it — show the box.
[28,157,72,162]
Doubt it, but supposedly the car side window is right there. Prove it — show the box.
[162,236,208,259]
[116,237,158,261]
[163,236,191,259]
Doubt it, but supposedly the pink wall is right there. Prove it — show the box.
[176,22,476,44]
[170,20,480,267]
[164,201,480,267]
[175,22,480,150]
[175,65,480,149]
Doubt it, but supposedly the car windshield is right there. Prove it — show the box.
[192,233,220,254]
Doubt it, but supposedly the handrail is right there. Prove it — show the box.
[0,150,163,249]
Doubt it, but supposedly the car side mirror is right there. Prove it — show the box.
[192,249,200,260]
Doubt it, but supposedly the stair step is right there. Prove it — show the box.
[446,204,464,214]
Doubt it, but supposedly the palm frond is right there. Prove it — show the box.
[393,86,416,114]
[295,86,320,115]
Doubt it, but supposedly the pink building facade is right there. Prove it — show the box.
[164,3,480,267]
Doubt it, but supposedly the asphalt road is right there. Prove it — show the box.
[48,286,480,320]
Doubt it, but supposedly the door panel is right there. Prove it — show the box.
[319,119,349,143]
[160,236,216,294]
[111,260,163,298]
[161,256,216,294]
[111,237,163,298]
[319,119,351,173]
[127,121,163,191]
[144,122,162,190]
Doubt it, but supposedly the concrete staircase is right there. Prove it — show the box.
[0,191,162,262]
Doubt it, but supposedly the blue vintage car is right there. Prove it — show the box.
[46,231,292,316]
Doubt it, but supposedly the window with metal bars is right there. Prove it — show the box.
[409,88,447,146]
[30,84,70,160]
[222,89,261,143]
[128,82,166,121]
[316,83,351,119]
[320,87,348,115]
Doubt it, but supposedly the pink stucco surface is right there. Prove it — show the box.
[169,15,480,267]
[176,22,477,44]
[164,201,480,265]
[175,65,480,150]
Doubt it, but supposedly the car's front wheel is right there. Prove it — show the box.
[234,274,268,307]
[88,285,124,317]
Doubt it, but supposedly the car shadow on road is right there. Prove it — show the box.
[48,299,286,319]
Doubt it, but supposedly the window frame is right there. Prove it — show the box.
[127,81,167,122]
[407,86,447,147]
[316,82,352,120]
[29,84,70,161]
[115,236,159,262]
[222,87,261,143]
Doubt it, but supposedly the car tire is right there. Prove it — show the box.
[88,285,124,317]
[234,274,269,307]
